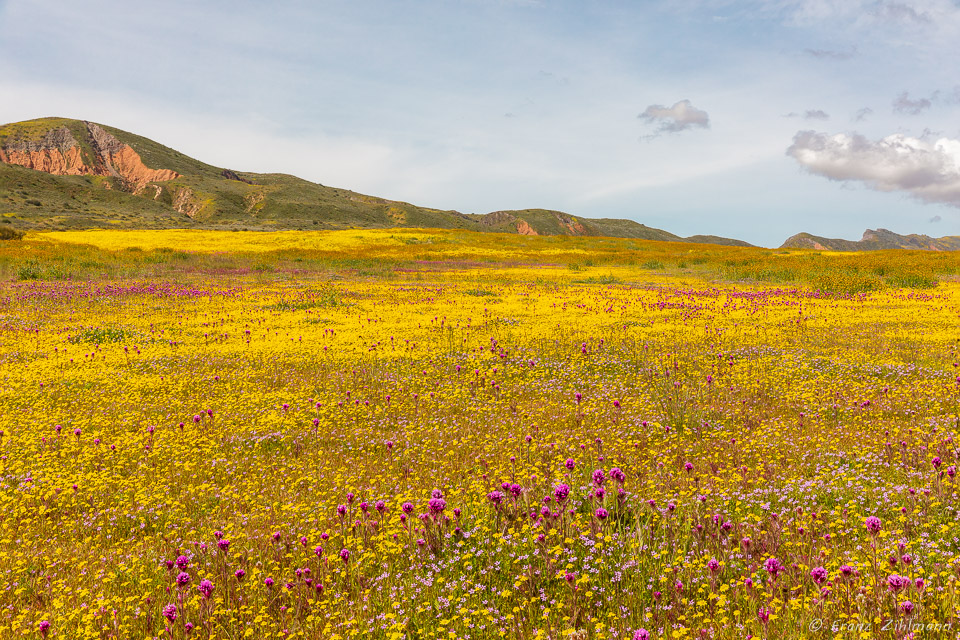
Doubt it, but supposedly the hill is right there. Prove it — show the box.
[0,117,750,245]
[781,228,960,251]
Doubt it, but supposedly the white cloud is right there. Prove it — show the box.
[638,99,710,135]
[786,130,960,206]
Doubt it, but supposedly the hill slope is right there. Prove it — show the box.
[781,229,960,251]
[0,117,750,245]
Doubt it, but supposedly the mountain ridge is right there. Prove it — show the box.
[0,117,752,246]
[781,228,960,251]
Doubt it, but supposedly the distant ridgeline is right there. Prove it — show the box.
[781,229,960,251]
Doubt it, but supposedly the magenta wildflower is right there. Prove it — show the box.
[707,558,720,573]
[564,458,575,471]
[428,497,447,514]
[595,508,608,520]
[592,469,605,486]
[217,539,230,551]
[234,569,245,581]
[487,490,504,505]
[633,630,649,640]
[886,574,909,593]
[900,600,914,614]
[764,557,783,579]
[176,572,191,587]
[264,577,274,588]
[38,621,51,637]
[810,567,828,584]
[553,484,570,502]
[198,579,214,599]
[162,604,177,623]
[401,502,414,514]
[865,516,882,535]
[340,548,350,564]
[610,467,626,483]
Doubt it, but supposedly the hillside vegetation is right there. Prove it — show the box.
[0,117,750,245]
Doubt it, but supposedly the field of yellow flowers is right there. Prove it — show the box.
[3,229,960,639]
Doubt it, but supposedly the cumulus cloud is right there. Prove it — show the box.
[929,214,942,222]
[893,91,934,114]
[786,130,960,206]
[638,99,710,137]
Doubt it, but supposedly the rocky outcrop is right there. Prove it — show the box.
[244,191,265,214]
[477,210,517,227]
[173,187,202,218]
[0,121,178,192]
[221,168,253,184]
[0,127,89,175]
[85,123,179,192]
[556,213,587,235]
[516,219,538,235]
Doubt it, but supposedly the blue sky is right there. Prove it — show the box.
[2,0,959,246]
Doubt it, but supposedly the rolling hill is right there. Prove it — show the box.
[781,228,960,251]
[0,117,751,245]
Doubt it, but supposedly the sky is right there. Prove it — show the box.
[2,0,960,246]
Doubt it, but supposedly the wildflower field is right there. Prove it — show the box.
[3,229,960,639]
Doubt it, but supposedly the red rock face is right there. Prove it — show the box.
[0,145,90,175]
[0,122,179,191]
[516,219,539,235]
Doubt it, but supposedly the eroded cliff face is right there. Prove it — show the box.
[0,122,179,192]
[516,219,539,235]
